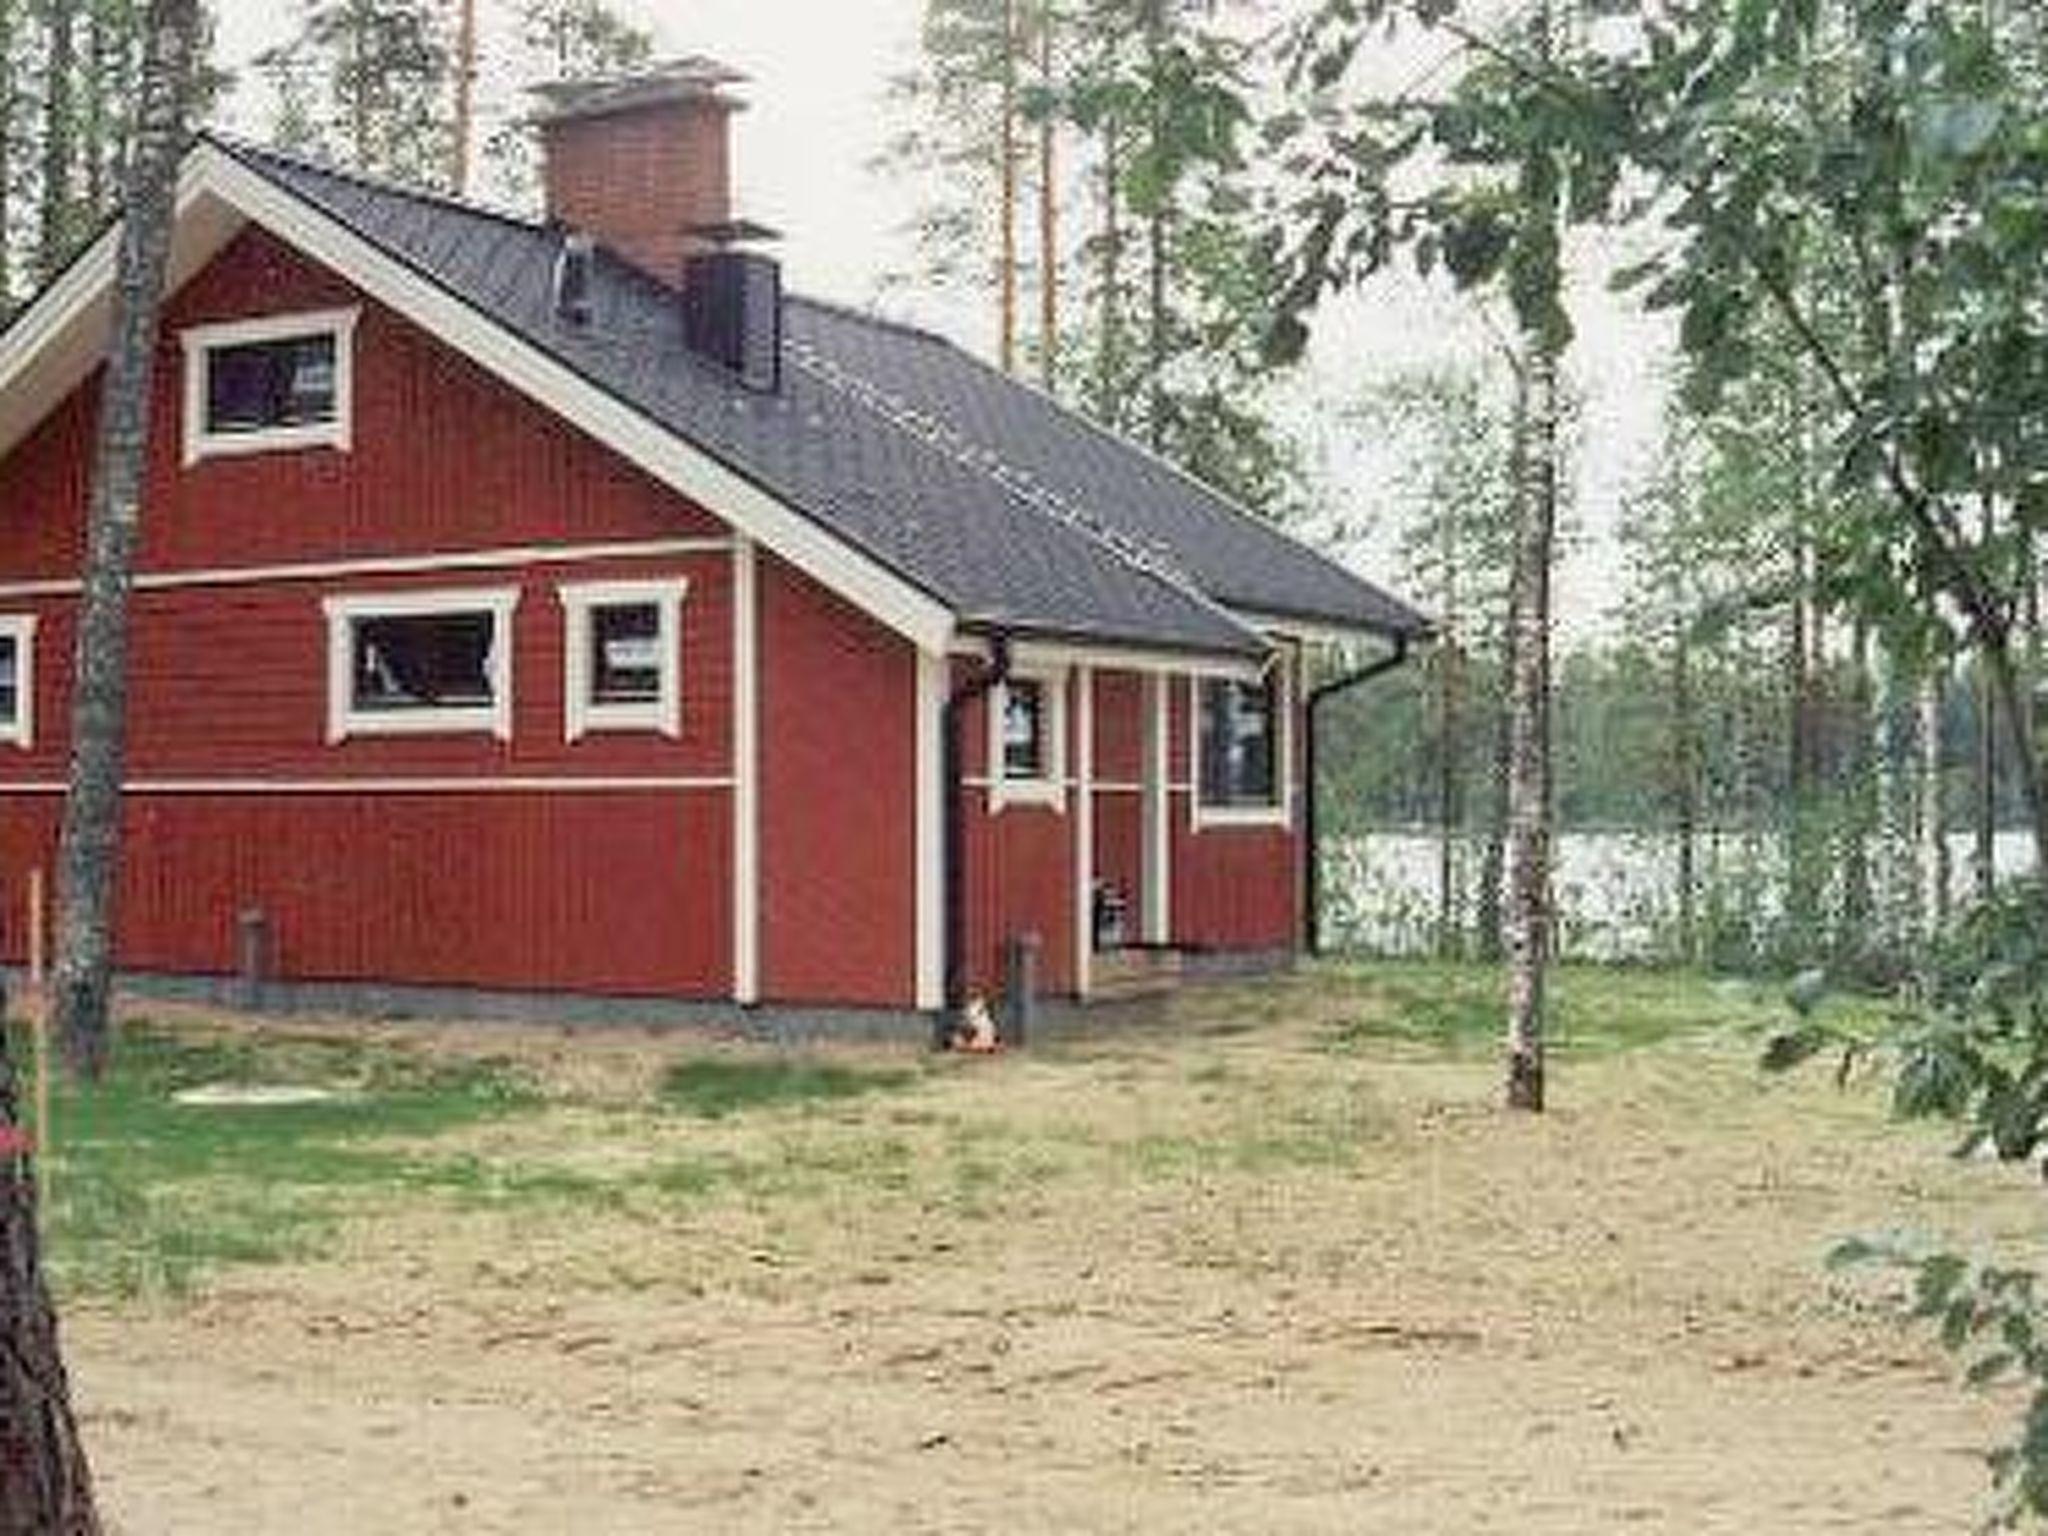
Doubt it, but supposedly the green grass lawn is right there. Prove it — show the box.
[7,963,1869,1301]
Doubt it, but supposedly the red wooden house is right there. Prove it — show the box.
[0,60,1424,1031]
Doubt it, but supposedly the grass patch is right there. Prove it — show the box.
[1321,960,1818,1058]
[23,1019,540,1298]
[659,1056,915,1119]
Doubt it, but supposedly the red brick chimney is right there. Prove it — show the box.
[534,58,749,288]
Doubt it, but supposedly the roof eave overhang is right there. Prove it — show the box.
[1231,604,1435,653]
[0,139,958,657]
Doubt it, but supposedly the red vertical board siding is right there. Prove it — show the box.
[1090,671,1144,921]
[0,225,746,1001]
[758,558,916,1008]
[0,790,729,995]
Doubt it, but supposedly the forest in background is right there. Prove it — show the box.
[879,0,2048,980]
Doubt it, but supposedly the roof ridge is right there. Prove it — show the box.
[204,131,553,241]
[782,334,1261,649]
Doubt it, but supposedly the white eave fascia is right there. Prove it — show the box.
[0,140,956,658]
[949,631,1267,683]
[1232,607,1423,655]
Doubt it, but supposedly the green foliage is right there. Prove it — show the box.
[884,0,1311,516]
[1767,882,2048,1525]
[258,0,455,186]
[658,1057,917,1119]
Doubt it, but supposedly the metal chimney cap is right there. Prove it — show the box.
[531,57,750,126]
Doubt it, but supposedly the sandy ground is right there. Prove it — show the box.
[59,978,2042,1533]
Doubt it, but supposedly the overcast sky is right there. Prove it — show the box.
[208,0,1670,640]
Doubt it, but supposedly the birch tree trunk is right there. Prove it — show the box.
[1920,669,1950,935]
[0,1023,98,1533]
[1504,329,1558,1111]
[1502,0,1563,1113]
[52,0,203,1078]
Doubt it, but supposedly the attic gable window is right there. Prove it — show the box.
[182,308,359,465]
[989,669,1066,812]
[322,588,518,743]
[558,579,689,740]
[0,615,38,749]
[1193,669,1290,830]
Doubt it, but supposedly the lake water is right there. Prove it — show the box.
[1326,828,2040,961]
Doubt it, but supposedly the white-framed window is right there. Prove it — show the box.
[558,578,689,741]
[322,587,519,743]
[1191,662,1291,830]
[0,615,38,749]
[989,667,1067,812]
[181,307,359,466]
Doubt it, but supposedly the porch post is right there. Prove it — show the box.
[1142,671,1172,945]
[1072,664,1094,999]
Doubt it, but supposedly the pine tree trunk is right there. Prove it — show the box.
[1841,622,1874,941]
[0,0,16,309]
[1096,115,1123,428]
[1672,617,1697,963]
[39,0,79,279]
[1143,0,1167,451]
[450,0,478,192]
[52,0,202,1079]
[998,0,1019,373]
[1037,1,1057,390]
[1436,642,1463,958]
[0,1018,100,1533]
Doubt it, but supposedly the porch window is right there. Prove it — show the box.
[558,578,689,740]
[1197,675,1282,815]
[0,615,37,748]
[323,588,519,742]
[1003,679,1047,778]
[182,308,358,464]
[989,669,1066,811]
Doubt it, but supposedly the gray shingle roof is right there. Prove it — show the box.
[215,136,1426,657]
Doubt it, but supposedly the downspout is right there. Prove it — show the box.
[1305,635,1413,957]
[942,630,1013,1041]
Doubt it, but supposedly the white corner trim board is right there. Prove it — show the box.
[322,585,520,743]
[730,539,760,1007]
[558,576,690,742]
[0,614,37,749]
[914,647,947,1012]
[180,305,359,466]
[188,145,956,656]
[1072,665,1095,1000]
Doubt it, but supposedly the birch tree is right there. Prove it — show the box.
[51,0,203,1076]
